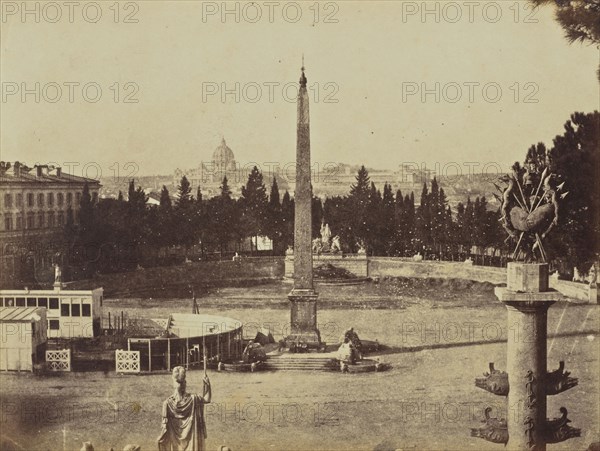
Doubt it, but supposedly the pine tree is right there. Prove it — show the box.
[157,185,173,247]
[281,190,294,251]
[240,166,268,252]
[348,165,371,249]
[266,178,283,253]
[416,182,431,256]
[381,183,395,255]
[208,176,236,256]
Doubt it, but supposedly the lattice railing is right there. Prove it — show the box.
[115,349,140,373]
[46,349,71,372]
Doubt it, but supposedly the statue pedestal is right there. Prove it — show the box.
[507,262,549,292]
[285,289,321,348]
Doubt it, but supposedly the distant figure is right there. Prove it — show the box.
[232,252,241,262]
[158,366,211,451]
[464,257,473,265]
[413,253,423,262]
[80,442,94,451]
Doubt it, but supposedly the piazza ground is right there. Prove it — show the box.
[1,279,598,451]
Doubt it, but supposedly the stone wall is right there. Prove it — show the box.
[550,278,598,304]
[285,254,369,278]
[368,257,506,284]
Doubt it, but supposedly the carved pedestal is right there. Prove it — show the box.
[285,289,321,348]
[473,263,580,450]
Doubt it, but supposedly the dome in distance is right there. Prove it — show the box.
[212,138,236,171]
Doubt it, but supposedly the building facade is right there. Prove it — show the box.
[0,286,103,338]
[0,161,101,288]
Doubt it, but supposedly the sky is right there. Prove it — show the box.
[1,1,598,180]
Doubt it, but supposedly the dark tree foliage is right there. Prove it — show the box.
[280,190,294,251]
[519,111,599,273]
[265,178,283,253]
[531,0,600,79]
[239,166,269,253]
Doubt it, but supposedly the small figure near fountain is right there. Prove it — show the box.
[158,366,211,451]
[337,328,365,371]
[242,340,266,363]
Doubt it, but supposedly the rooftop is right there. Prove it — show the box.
[0,307,45,322]
[0,161,100,185]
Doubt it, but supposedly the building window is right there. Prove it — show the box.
[38,298,48,308]
[82,304,91,317]
[27,193,34,207]
[26,298,36,307]
[58,211,65,226]
[5,298,15,306]
[38,193,44,207]
[49,298,59,309]
[37,211,45,228]
[61,303,70,316]
[47,193,54,206]
[92,192,98,204]
[49,320,60,330]
[4,215,13,231]
[4,194,12,208]
[16,193,23,207]
[71,304,81,316]
[48,212,55,228]
[58,192,64,206]
[27,213,35,229]
[67,192,73,205]
[16,297,25,307]
[76,192,81,205]
[15,215,22,230]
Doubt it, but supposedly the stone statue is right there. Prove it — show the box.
[158,366,211,451]
[320,222,332,245]
[331,236,341,253]
[357,241,366,255]
[54,264,62,284]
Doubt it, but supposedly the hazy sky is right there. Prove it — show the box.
[1,1,598,180]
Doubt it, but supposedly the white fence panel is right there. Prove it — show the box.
[115,349,140,373]
[46,349,71,372]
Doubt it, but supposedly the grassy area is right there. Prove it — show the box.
[1,279,598,451]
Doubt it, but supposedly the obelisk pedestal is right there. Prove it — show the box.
[285,65,321,349]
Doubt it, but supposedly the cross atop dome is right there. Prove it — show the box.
[300,55,307,87]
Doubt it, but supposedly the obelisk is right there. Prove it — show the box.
[286,63,321,348]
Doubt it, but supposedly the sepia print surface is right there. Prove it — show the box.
[0,1,598,450]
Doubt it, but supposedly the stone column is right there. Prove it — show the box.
[286,66,320,348]
[473,262,580,450]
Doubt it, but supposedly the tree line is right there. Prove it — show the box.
[67,111,598,276]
